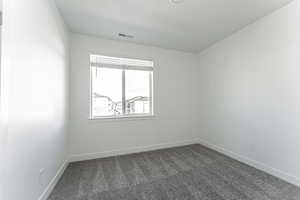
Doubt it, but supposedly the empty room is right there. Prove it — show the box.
[1,0,300,199]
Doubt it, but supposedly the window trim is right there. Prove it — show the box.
[89,55,154,120]
[88,114,156,121]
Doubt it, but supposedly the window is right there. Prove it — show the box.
[90,55,154,119]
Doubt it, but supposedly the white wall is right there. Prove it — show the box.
[197,0,300,186]
[2,0,70,199]
[69,34,200,159]
[0,0,5,199]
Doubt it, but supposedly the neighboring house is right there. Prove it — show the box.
[93,93,149,115]
[92,93,121,115]
[125,96,150,114]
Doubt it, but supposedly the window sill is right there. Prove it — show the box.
[89,114,156,122]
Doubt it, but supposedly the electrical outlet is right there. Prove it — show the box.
[39,168,45,186]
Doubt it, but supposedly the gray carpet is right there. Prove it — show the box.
[48,144,300,200]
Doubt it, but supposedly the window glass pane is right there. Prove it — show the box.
[91,67,122,117]
[125,70,151,115]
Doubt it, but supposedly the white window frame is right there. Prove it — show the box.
[89,54,154,120]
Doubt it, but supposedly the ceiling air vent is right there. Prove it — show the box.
[118,33,134,39]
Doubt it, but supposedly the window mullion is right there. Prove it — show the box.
[122,68,126,115]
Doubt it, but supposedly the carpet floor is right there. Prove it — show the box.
[48,144,300,200]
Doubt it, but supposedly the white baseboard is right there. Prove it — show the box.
[69,139,199,162]
[198,139,300,187]
[38,159,69,200]
[40,138,300,200]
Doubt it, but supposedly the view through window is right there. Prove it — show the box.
[90,55,153,118]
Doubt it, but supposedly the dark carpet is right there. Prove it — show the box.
[48,144,300,200]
